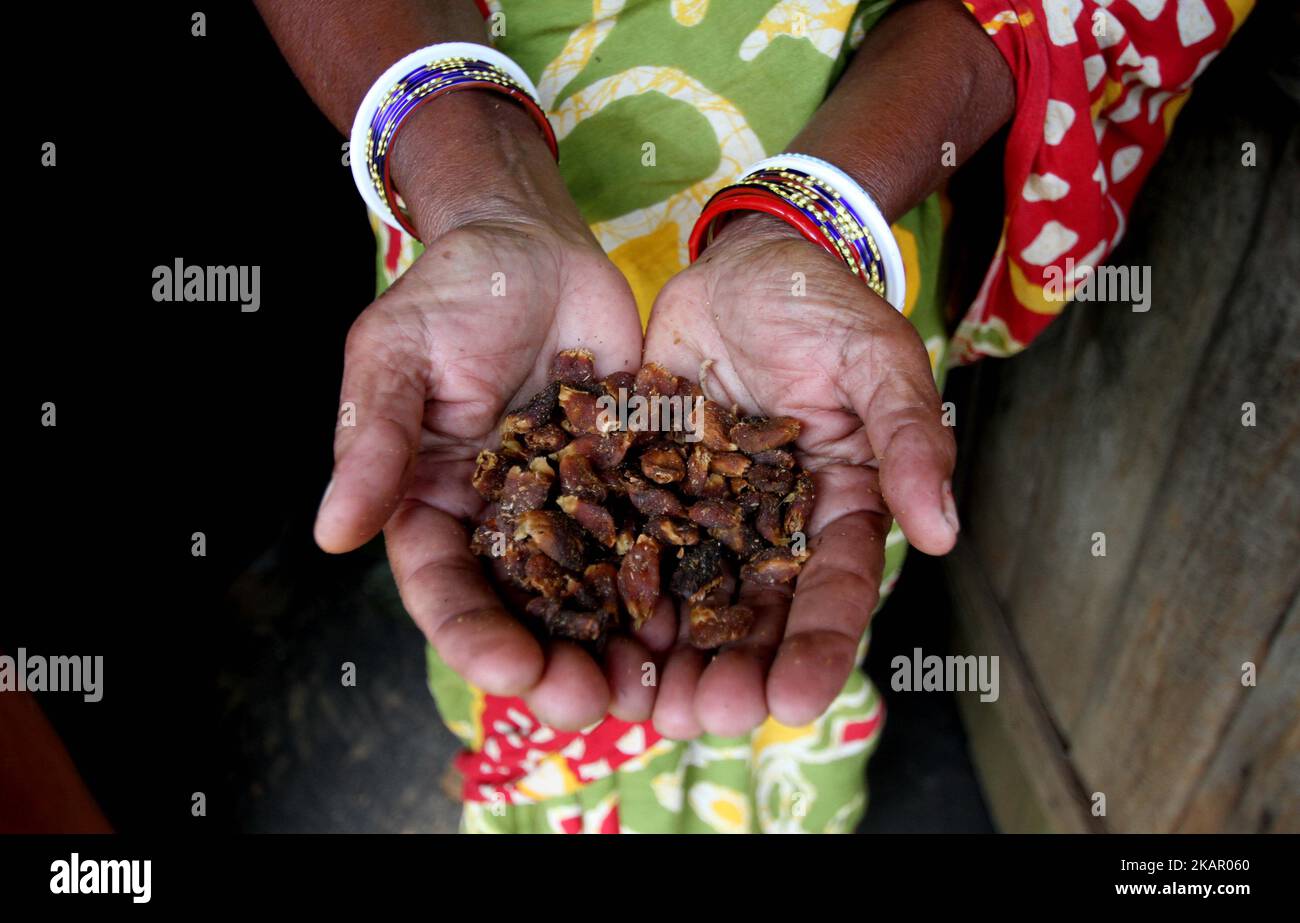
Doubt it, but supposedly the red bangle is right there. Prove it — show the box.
[689,188,840,263]
[380,81,558,238]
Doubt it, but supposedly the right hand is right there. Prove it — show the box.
[314,94,650,730]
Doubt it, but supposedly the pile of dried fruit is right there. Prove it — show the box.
[470,349,813,650]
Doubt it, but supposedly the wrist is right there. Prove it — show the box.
[698,211,847,292]
[387,91,584,243]
[785,0,1014,223]
[705,211,808,258]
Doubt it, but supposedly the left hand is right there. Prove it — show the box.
[641,212,959,739]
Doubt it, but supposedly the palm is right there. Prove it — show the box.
[395,224,643,520]
[653,239,896,465]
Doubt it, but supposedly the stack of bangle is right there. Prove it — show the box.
[689,153,906,312]
[349,42,557,238]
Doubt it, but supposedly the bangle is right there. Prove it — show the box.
[349,42,557,237]
[689,189,841,264]
[690,154,906,311]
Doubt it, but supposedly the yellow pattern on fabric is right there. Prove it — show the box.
[752,716,817,756]
[670,0,710,27]
[894,223,920,318]
[1162,89,1191,137]
[550,66,765,294]
[608,220,685,325]
[1008,257,1064,315]
[1225,0,1253,34]
[740,0,859,61]
[1092,78,1126,122]
[536,0,626,107]
[514,753,584,802]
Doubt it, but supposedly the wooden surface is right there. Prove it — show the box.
[946,542,1102,833]
[947,8,1299,833]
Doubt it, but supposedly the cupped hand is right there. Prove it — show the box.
[314,212,648,730]
[642,213,958,739]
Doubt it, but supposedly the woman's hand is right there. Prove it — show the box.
[642,213,959,739]
[313,95,648,731]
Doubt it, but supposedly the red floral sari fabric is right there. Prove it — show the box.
[953,0,1254,361]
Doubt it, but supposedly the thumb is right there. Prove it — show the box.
[847,346,958,556]
[315,313,427,553]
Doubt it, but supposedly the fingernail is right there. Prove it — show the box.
[317,477,335,515]
[941,480,960,535]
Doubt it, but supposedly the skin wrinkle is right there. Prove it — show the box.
[796,541,882,609]
[407,467,482,521]
[346,304,432,390]
[435,359,527,423]
[390,535,523,654]
[360,414,419,471]
[382,501,432,587]
[416,413,489,453]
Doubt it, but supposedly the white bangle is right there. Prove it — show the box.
[349,42,546,233]
[746,153,906,312]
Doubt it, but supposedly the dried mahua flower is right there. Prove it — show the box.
[618,535,661,628]
[470,351,818,648]
[688,603,755,649]
[514,510,585,572]
[730,416,800,453]
[740,547,808,586]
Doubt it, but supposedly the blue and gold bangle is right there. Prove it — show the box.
[690,154,906,311]
[349,43,556,238]
[737,169,887,296]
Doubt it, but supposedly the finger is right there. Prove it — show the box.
[384,500,544,697]
[405,457,488,524]
[767,506,889,726]
[650,608,708,740]
[524,642,611,732]
[693,582,790,737]
[604,635,657,723]
[847,338,958,555]
[633,594,678,654]
[606,597,677,723]
[315,309,427,553]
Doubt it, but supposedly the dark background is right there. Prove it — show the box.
[8,0,1016,832]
